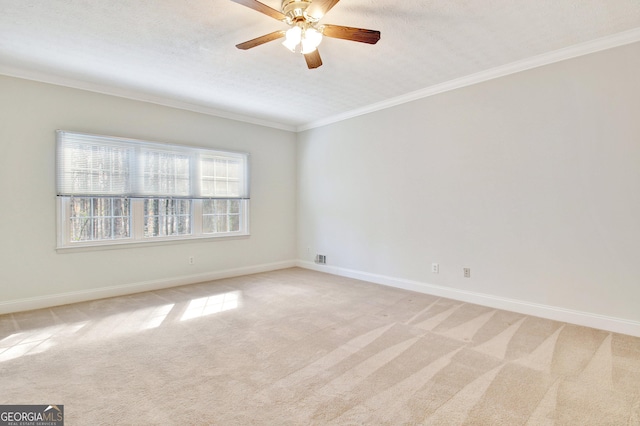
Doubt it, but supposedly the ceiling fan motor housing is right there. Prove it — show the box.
[281,0,316,23]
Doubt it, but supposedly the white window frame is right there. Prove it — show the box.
[56,131,250,250]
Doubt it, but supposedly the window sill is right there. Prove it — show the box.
[56,233,250,253]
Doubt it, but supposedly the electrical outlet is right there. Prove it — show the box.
[315,254,327,265]
[463,267,470,278]
[431,263,439,274]
[189,256,195,265]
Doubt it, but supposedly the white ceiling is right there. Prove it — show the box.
[1,0,640,131]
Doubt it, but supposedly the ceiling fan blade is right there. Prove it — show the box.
[304,49,323,69]
[322,24,381,44]
[230,0,287,21]
[236,30,286,50]
[306,0,341,19]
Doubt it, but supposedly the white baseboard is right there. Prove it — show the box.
[0,260,296,315]
[297,260,640,337]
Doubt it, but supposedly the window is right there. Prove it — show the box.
[203,200,242,234]
[56,131,249,248]
[69,197,131,241]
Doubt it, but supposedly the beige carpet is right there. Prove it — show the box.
[1,268,639,425]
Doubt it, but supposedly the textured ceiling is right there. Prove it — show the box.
[1,0,640,130]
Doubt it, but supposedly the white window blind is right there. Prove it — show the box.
[56,131,250,199]
[56,132,133,196]
[139,148,191,197]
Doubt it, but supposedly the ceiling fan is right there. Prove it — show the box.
[231,0,381,69]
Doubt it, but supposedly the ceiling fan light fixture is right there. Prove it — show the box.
[300,39,316,54]
[282,26,302,52]
[283,25,322,54]
[304,27,322,47]
[300,30,322,54]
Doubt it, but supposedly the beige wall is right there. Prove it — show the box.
[297,42,640,328]
[0,75,297,309]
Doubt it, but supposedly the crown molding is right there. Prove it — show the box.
[0,64,297,132]
[297,27,640,132]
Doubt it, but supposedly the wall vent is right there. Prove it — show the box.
[315,254,327,265]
